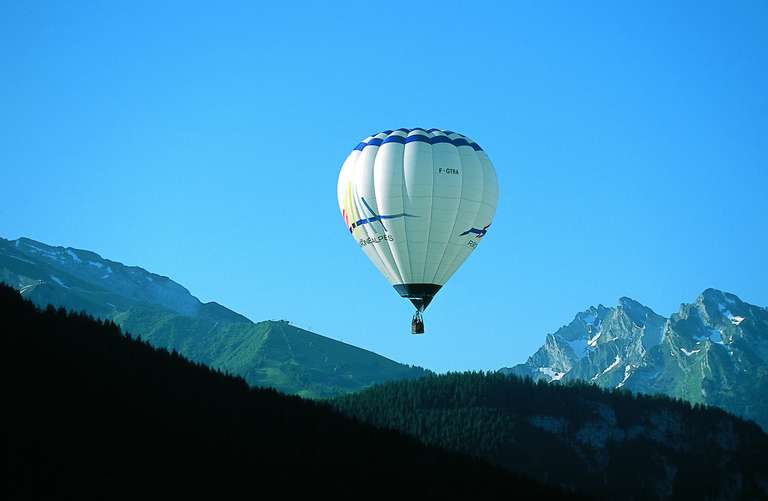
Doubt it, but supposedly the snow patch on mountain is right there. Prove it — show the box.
[49,275,69,289]
[538,367,566,381]
[616,365,633,388]
[66,249,81,263]
[593,355,621,381]
[24,243,61,261]
[19,282,40,294]
[681,348,701,356]
[716,302,746,326]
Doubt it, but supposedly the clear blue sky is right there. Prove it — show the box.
[2,1,766,372]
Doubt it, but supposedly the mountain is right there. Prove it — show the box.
[333,371,768,500]
[3,285,580,500]
[500,290,768,429]
[0,237,426,397]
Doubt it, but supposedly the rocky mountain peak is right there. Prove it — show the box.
[502,289,768,430]
[618,296,641,307]
[618,296,651,323]
[694,288,752,328]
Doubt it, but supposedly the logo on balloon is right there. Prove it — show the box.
[460,223,491,239]
[341,182,417,236]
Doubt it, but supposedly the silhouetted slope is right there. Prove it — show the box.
[2,284,581,500]
[334,373,768,500]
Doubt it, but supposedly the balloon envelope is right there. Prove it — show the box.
[337,128,498,311]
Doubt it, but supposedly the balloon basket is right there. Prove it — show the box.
[411,311,425,335]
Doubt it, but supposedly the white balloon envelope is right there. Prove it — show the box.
[337,128,499,333]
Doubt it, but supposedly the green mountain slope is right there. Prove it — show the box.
[501,291,768,429]
[4,284,579,500]
[0,237,426,397]
[334,372,768,500]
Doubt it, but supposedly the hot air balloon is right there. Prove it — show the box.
[337,128,498,334]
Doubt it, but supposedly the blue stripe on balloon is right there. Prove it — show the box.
[349,197,418,233]
[405,134,430,144]
[353,130,483,151]
[383,135,406,144]
[431,135,452,145]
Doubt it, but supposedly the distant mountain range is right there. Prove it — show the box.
[0,237,426,397]
[501,291,768,429]
[4,235,767,432]
[6,235,768,498]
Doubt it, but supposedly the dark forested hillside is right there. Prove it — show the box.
[333,372,768,500]
[2,284,581,500]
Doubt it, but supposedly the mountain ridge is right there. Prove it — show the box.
[4,236,249,321]
[501,288,768,429]
[5,235,766,422]
[1,236,427,397]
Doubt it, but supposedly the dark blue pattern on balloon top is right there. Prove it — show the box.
[353,129,482,151]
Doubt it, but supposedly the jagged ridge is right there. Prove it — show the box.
[501,289,768,429]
